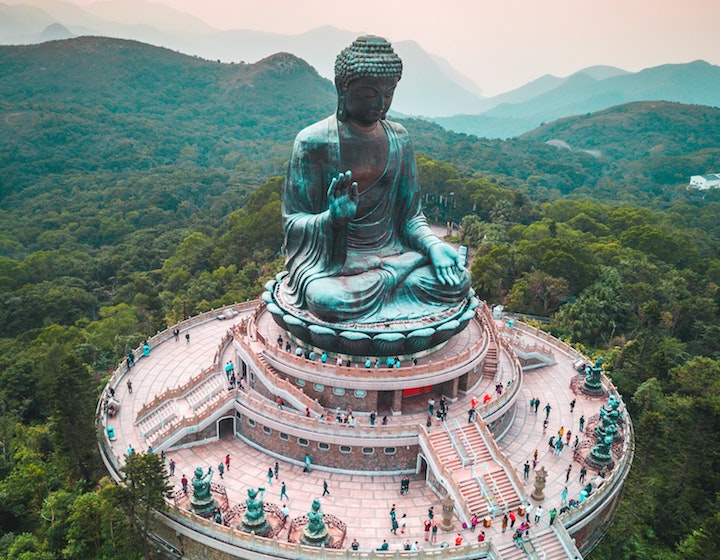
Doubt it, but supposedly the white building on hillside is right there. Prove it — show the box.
[689,174,720,190]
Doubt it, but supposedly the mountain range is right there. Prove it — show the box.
[2,0,719,137]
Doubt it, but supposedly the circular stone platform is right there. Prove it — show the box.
[263,274,479,357]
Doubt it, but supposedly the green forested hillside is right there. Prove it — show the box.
[0,37,719,559]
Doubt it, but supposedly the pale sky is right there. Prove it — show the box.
[68,0,720,96]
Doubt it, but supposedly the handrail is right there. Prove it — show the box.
[445,420,471,467]
[473,417,527,512]
[553,521,584,558]
[457,421,478,465]
[482,463,503,517]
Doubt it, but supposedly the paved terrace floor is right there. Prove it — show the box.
[106,311,602,556]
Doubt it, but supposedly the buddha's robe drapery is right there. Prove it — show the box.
[281,115,469,323]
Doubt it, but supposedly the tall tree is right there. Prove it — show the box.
[45,352,99,482]
[118,452,173,560]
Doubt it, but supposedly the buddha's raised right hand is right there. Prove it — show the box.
[328,170,359,229]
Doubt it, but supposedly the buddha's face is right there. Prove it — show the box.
[343,76,399,126]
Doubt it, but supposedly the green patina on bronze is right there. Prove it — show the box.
[189,466,217,517]
[266,36,476,355]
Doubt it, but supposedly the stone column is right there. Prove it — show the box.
[391,389,403,415]
[439,495,455,531]
[449,376,460,399]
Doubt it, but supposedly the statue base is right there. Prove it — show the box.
[190,496,217,518]
[241,516,271,537]
[583,382,605,396]
[300,526,332,548]
[530,489,546,501]
[263,275,479,357]
[589,448,615,466]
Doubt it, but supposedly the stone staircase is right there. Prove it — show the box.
[255,352,325,416]
[494,527,576,560]
[428,430,465,471]
[426,422,524,523]
[482,342,498,379]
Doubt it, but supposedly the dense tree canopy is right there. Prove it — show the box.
[1,36,720,559]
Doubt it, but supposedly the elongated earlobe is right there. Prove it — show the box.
[337,92,348,121]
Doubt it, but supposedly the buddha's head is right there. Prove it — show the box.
[334,36,403,124]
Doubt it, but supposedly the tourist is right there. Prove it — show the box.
[173,327,179,341]
[322,480,330,496]
[424,518,431,540]
[455,533,463,546]
[351,538,359,550]
[477,531,485,542]
[267,467,273,485]
[181,475,188,494]
[280,481,289,501]
[431,520,438,543]
[225,454,230,470]
[169,458,175,476]
[217,462,224,479]
[185,332,190,344]
[126,380,133,393]
[544,402,552,418]
[566,463,573,482]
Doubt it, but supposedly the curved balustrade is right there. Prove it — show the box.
[163,507,496,559]
[251,308,490,384]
